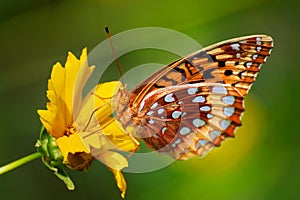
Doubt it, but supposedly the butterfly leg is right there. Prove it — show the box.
[126,130,140,159]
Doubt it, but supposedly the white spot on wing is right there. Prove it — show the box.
[164,93,175,103]
[171,138,182,148]
[231,43,240,50]
[224,107,235,117]
[172,111,182,119]
[212,85,227,94]
[192,118,205,127]
[236,53,241,58]
[210,130,221,140]
[192,96,206,103]
[146,111,154,116]
[257,46,261,52]
[240,71,246,78]
[207,114,213,119]
[187,87,198,95]
[195,139,208,149]
[174,138,181,144]
[222,96,235,105]
[200,106,211,112]
[246,62,252,67]
[179,127,191,135]
[157,108,165,115]
[256,37,262,45]
[148,119,155,124]
[151,102,158,109]
[252,54,258,60]
[220,119,231,130]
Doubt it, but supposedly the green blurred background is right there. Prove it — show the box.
[0,0,299,199]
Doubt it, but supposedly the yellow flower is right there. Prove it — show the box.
[37,48,138,198]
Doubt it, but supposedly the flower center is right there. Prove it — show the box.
[65,123,77,136]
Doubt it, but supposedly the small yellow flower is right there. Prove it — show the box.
[37,48,137,198]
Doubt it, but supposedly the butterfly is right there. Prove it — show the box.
[113,35,273,160]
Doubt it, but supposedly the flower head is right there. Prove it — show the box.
[37,48,138,198]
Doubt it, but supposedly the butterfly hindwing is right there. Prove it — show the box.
[137,83,245,159]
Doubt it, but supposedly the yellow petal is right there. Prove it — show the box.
[64,48,94,112]
[94,81,122,99]
[56,132,90,163]
[79,129,109,153]
[79,130,102,150]
[74,80,138,152]
[93,81,123,125]
[38,48,95,138]
[95,150,128,171]
[102,120,138,152]
[74,81,120,133]
[109,168,127,199]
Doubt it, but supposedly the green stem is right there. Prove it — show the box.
[0,152,42,175]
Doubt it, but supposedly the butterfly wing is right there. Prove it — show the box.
[135,83,244,159]
[124,35,273,159]
[130,35,273,108]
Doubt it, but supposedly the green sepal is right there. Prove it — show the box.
[35,126,75,190]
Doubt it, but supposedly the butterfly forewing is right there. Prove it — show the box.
[130,35,272,109]
[116,35,273,160]
[200,35,273,96]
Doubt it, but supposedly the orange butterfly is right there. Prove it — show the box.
[112,35,273,160]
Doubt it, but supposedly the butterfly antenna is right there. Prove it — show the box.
[105,27,124,83]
